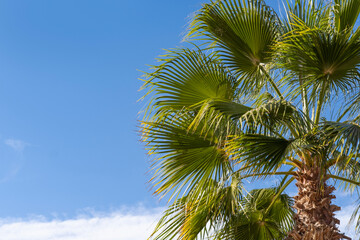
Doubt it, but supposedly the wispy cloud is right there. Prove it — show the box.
[0,207,163,240]
[338,204,358,239]
[4,139,29,152]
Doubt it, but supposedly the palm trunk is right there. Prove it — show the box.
[287,165,350,240]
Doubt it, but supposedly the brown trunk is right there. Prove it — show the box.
[287,165,350,240]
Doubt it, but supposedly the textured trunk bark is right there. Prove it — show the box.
[287,165,350,240]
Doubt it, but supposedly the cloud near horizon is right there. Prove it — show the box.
[0,207,163,240]
[0,205,356,240]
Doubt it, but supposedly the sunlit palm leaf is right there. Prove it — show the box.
[142,48,260,139]
[279,11,360,124]
[142,113,231,199]
[188,0,280,94]
[227,134,292,174]
[334,0,360,32]
[150,178,242,240]
[331,157,360,192]
[208,100,252,120]
[324,120,360,155]
[216,188,294,240]
[240,99,311,137]
[190,98,309,140]
[143,49,238,117]
[339,92,360,120]
[280,27,360,102]
[187,99,251,137]
[283,0,330,31]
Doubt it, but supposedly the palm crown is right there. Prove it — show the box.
[141,0,360,239]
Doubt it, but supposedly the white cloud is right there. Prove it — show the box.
[4,139,28,152]
[337,204,358,239]
[0,207,163,240]
[0,204,356,240]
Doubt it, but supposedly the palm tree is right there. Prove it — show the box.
[140,0,360,239]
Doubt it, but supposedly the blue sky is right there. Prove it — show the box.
[0,0,205,216]
[0,0,356,239]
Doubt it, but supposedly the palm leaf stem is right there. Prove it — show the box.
[287,157,303,168]
[314,80,327,125]
[239,171,297,180]
[284,161,300,168]
[285,122,300,139]
[259,65,284,100]
[327,174,360,186]
[299,76,309,118]
[265,176,295,214]
[278,167,296,188]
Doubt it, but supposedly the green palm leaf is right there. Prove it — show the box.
[334,0,360,32]
[283,0,330,30]
[189,0,279,69]
[280,27,360,99]
[339,93,360,120]
[188,0,280,96]
[217,188,294,240]
[324,120,360,155]
[150,177,242,240]
[240,99,311,137]
[142,113,231,199]
[227,134,292,174]
[143,49,238,116]
[331,157,360,192]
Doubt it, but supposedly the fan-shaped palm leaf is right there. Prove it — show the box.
[323,120,360,155]
[142,113,232,199]
[334,0,360,32]
[216,188,294,240]
[143,49,238,115]
[226,134,292,174]
[149,177,242,240]
[188,0,282,97]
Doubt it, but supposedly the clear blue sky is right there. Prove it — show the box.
[0,0,207,217]
[0,1,356,238]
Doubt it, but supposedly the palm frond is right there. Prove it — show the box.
[334,0,360,33]
[280,28,360,97]
[338,92,360,120]
[283,0,330,31]
[188,0,280,95]
[215,188,294,240]
[323,120,360,155]
[187,99,251,136]
[226,134,292,174]
[142,49,238,119]
[142,113,231,200]
[241,99,311,137]
[278,19,360,124]
[150,177,243,240]
[188,98,309,142]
